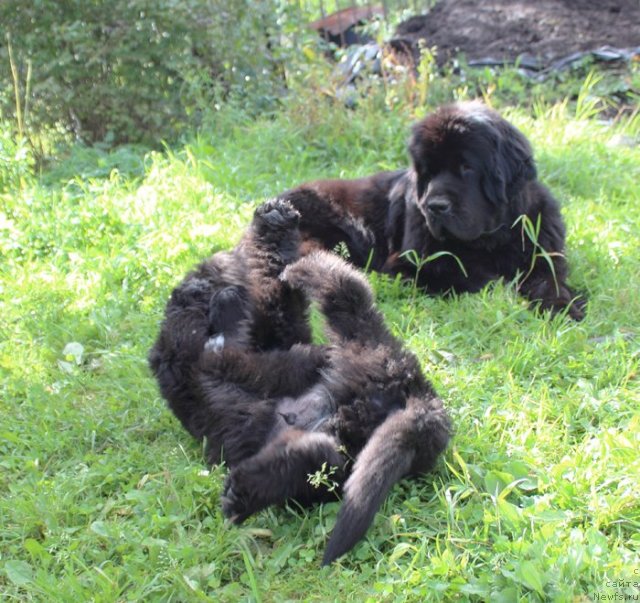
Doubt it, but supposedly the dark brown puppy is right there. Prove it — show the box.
[149,201,450,565]
[279,101,585,320]
[220,251,450,565]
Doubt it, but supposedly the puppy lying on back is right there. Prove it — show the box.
[149,199,324,463]
[279,101,585,320]
[149,199,450,565]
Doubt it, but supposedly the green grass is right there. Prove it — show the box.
[1,93,639,602]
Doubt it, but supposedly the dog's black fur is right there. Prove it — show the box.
[149,199,450,565]
[279,101,585,320]
[148,199,321,461]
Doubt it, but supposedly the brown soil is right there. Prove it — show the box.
[394,0,640,68]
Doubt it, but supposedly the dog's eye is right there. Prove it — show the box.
[460,163,473,176]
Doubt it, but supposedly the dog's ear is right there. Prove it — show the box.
[480,115,537,206]
[499,119,537,184]
[408,124,430,200]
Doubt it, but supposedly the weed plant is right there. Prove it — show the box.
[1,71,639,601]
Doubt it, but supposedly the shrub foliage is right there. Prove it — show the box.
[0,0,290,144]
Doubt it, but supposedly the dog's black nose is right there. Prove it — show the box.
[426,197,451,215]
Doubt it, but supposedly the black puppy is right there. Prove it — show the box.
[148,199,323,463]
[279,101,585,320]
[149,200,450,564]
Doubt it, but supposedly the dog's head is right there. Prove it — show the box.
[408,101,537,242]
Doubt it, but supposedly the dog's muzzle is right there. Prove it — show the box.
[421,195,452,240]
[426,196,452,216]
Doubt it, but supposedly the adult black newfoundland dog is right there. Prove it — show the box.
[149,199,450,565]
[279,101,585,320]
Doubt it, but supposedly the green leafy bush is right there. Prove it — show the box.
[0,0,288,144]
[0,125,33,192]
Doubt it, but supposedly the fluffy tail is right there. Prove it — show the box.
[281,251,394,346]
[322,397,450,565]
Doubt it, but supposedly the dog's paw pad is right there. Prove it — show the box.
[254,199,300,229]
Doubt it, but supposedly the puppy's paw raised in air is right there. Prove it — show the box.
[254,198,300,231]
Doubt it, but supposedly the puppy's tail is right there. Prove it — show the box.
[322,396,450,565]
[281,251,394,346]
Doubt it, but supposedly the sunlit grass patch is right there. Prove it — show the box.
[1,94,639,600]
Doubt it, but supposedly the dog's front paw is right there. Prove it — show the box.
[542,285,587,322]
[254,198,300,231]
[221,473,252,524]
[566,295,586,322]
[521,278,587,322]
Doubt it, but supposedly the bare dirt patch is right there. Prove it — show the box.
[394,0,640,69]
